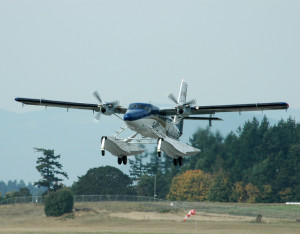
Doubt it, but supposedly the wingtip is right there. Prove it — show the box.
[286,102,289,109]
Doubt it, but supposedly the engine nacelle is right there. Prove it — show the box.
[177,108,184,115]
[176,106,191,117]
[101,105,116,115]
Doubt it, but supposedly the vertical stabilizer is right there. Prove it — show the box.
[177,80,187,104]
[175,80,187,136]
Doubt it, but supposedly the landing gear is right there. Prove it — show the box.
[173,157,183,166]
[157,138,163,157]
[118,156,127,165]
[178,157,183,166]
[122,156,127,165]
[118,157,122,165]
[101,136,107,156]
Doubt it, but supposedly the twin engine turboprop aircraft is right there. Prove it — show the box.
[15,80,289,166]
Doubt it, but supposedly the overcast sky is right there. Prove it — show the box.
[1,0,299,112]
[0,0,299,186]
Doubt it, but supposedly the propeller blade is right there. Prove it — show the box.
[168,92,178,104]
[92,90,102,103]
[183,99,196,106]
[106,100,119,107]
[93,111,101,122]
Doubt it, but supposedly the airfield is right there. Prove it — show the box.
[0,201,299,233]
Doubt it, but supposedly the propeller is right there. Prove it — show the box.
[92,90,102,122]
[168,92,178,105]
[93,111,101,122]
[92,90,102,103]
[91,90,119,122]
[167,92,196,107]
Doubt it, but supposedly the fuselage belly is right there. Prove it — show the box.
[125,118,180,139]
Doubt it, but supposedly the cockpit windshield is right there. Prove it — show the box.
[128,103,151,111]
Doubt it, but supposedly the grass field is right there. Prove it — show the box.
[0,201,299,233]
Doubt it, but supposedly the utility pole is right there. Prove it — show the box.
[154,175,157,200]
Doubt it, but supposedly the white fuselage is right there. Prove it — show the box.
[125,117,181,139]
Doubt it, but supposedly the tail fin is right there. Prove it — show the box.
[177,80,187,104]
[175,80,187,136]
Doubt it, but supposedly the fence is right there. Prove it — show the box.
[0,195,166,206]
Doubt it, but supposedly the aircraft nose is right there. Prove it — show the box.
[124,113,133,121]
[124,110,147,121]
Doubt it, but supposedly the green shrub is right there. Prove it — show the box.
[44,189,74,217]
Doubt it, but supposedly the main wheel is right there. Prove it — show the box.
[117,157,122,165]
[178,157,183,166]
[173,158,178,166]
[101,150,105,156]
[158,152,161,157]
[122,156,127,165]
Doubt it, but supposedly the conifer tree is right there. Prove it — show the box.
[34,148,68,194]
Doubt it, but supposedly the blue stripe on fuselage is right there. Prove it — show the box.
[124,103,159,121]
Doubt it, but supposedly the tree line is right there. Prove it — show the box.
[70,116,300,203]
[126,116,300,202]
[1,116,299,203]
[0,180,45,201]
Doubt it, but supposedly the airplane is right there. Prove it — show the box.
[15,80,289,166]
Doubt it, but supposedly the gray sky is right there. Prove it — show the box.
[1,0,299,112]
[0,0,299,186]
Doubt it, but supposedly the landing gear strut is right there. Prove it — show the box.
[157,138,163,157]
[101,136,107,156]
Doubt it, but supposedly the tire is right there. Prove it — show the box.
[158,152,161,157]
[118,157,122,165]
[101,150,105,156]
[178,157,183,166]
[122,156,127,165]
[173,158,178,166]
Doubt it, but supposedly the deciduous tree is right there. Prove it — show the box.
[71,166,133,195]
[167,170,212,201]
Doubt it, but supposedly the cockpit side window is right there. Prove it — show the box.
[129,104,136,109]
[144,105,152,112]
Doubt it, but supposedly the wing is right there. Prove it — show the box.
[159,102,289,116]
[15,97,127,114]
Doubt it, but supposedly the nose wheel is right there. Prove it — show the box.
[118,156,127,165]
